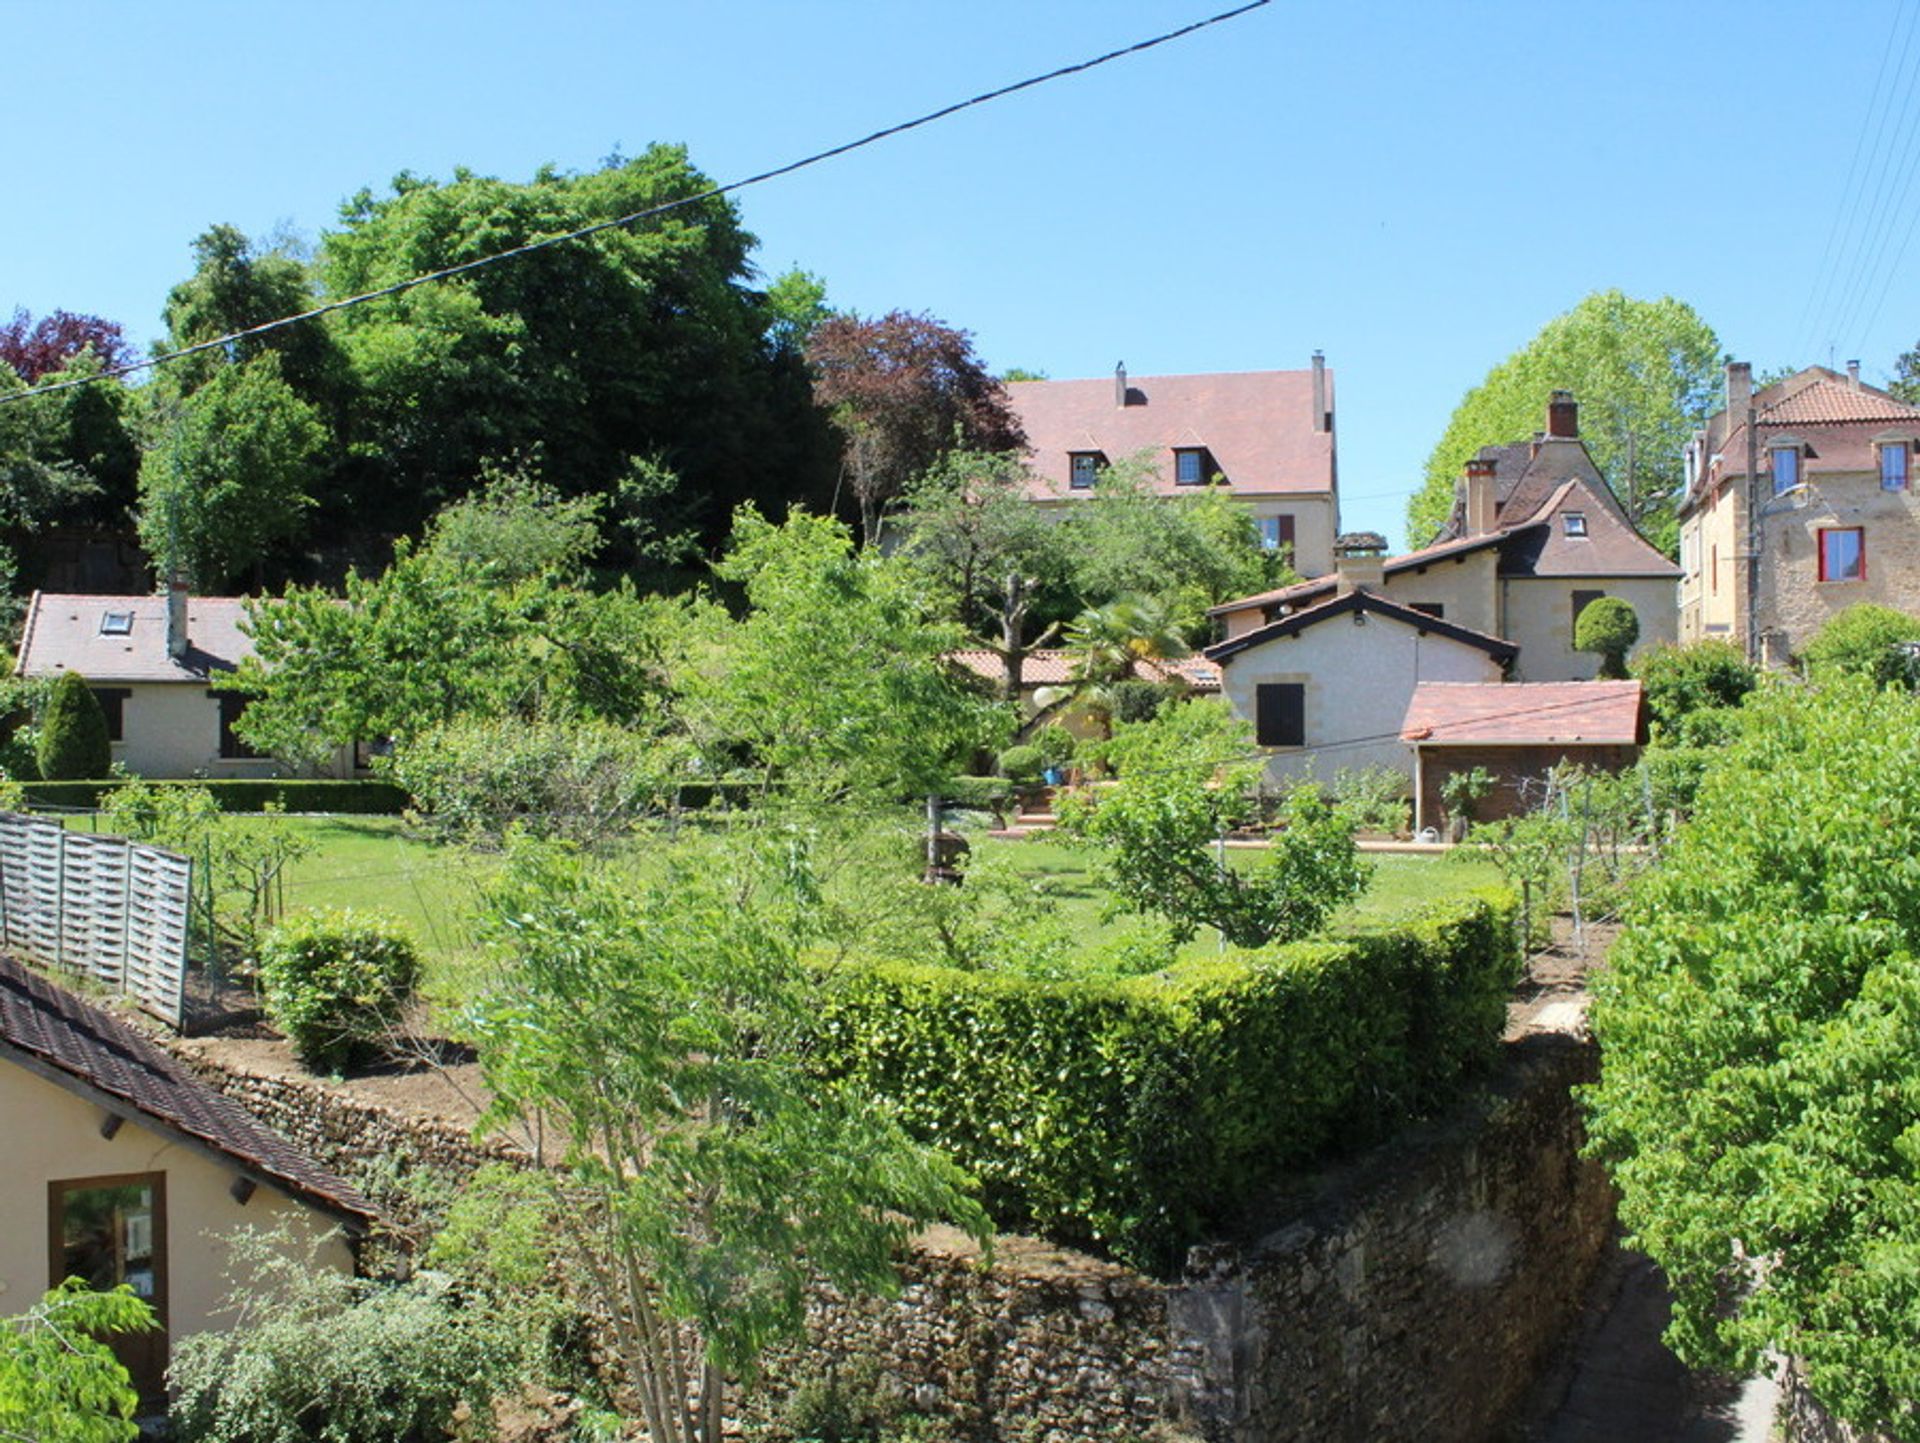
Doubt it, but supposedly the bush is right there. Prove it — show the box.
[1031,724,1077,768]
[258,910,421,1072]
[1330,765,1409,835]
[1800,602,1920,687]
[1574,596,1640,678]
[941,775,1013,812]
[1631,640,1757,738]
[19,778,408,814]
[996,743,1043,783]
[1106,678,1179,725]
[35,672,110,780]
[814,888,1518,1271]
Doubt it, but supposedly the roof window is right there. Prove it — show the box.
[100,612,134,636]
[1563,513,1588,537]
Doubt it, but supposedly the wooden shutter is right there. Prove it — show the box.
[1571,590,1604,645]
[1256,683,1305,747]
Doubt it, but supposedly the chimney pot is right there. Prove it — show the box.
[166,575,189,661]
[1547,390,1579,438]
[1115,361,1127,408]
[1331,531,1386,596]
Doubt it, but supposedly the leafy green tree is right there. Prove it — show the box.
[159,223,343,400]
[1574,595,1640,678]
[136,353,327,587]
[762,267,832,356]
[0,366,105,541]
[1801,602,1920,688]
[468,837,990,1443]
[1408,290,1720,548]
[1055,702,1370,947]
[418,453,604,586]
[37,671,110,779]
[1631,640,1758,740]
[0,1279,155,1443]
[1053,594,1190,738]
[1585,677,1920,1435]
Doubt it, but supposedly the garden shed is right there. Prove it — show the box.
[1399,680,1647,834]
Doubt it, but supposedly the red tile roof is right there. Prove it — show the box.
[947,648,1220,692]
[15,591,261,683]
[1399,681,1645,746]
[1757,375,1920,426]
[0,954,374,1225]
[1008,369,1336,500]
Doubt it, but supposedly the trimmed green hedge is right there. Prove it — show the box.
[20,779,408,815]
[942,776,1014,811]
[813,887,1518,1272]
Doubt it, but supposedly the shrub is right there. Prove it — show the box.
[1106,678,1179,725]
[1031,724,1077,768]
[36,672,110,780]
[996,743,1043,783]
[1800,602,1920,687]
[258,910,420,1071]
[1631,640,1756,738]
[814,888,1517,1271]
[1330,765,1409,835]
[1574,596,1640,678]
[941,775,1013,812]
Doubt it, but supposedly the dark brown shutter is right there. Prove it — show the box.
[1256,683,1305,747]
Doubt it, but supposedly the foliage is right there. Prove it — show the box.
[20,778,407,813]
[1800,602,1920,689]
[1056,704,1370,948]
[996,744,1044,784]
[159,223,341,399]
[1330,765,1409,836]
[169,1223,540,1443]
[0,306,134,381]
[769,1354,955,1443]
[762,267,833,356]
[804,310,1024,544]
[940,775,1013,812]
[419,453,605,585]
[36,671,111,780]
[0,1279,155,1443]
[1573,595,1640,678]
[1409,290,1720,547]
[1585,677,1920,1435]
[1631,640,1757,739]
[1032,725,1076,768]
[137,352,328,587]
[258,909,421,1071]
[1440,766,1496,828]
[814,889,1519,1270]
[466,837,991,1443]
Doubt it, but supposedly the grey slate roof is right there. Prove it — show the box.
[14,591,258,684]
[0,954,374,1226]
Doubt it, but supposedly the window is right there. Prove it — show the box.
[51,1173,167,1409]
[1068,452,1102,490]
[1771,445,1801,496]
[99,611,133,636]
[1563,512,1588,537]
[1255,683,1305,747]
[212,691,261,759]
[90,688,129,744]
[1819,527,1865,582]
[1255,514,1296,553]
[1882,442,1910,491]
[1571,589,1605,645]
[1407,602,1445,619]
[1174,448,1208,486]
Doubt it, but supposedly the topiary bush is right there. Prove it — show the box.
[1031,725,1077,769]
[35,672,110,780]
[996,743,1043,783]
[258,910,421,1072]
[1574,596,1641,679]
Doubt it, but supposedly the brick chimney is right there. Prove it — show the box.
[1725,360,1753,422]
[1463,457,1499,537]
[1311,350,1328,433]
[1332,532,1386,595]
[1115,361,1127,408]
[166,574,189,660]
[1547,390,1579,438]
[1848,359,1862,390]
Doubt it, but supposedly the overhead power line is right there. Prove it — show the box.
[1,0,1270,407]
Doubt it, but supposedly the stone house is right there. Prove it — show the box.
[0,954,370,1411]
[13,583,355,779]
[1677,361,1920,662]
[1007,358,1341,575]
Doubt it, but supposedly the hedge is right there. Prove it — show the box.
[19,779,409,815]
[812,887,1518,1273]
[942,776,1014,811]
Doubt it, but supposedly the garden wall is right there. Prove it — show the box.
[1778,1361,1900,1443]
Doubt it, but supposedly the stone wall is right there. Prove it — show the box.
[1779,1360,1900,1443]
[167,1019,1612,1443]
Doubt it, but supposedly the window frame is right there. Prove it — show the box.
[1880,440,1910,492]
[1562,512,1588,537]
[1770,443,1803,496]
[1067,451,1104,490]
[90,688,130,744]
[1255,513,1297,554]
[49,1170,169,1412]
[1818,526,1866,583]
[1172,447,1210,487]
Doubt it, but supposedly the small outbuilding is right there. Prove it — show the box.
[1399,680,1647,834]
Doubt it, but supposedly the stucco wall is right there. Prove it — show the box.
[1501,576,1678,682]
[1217,613,1505,787]
[1679,484,1748,645]
[1755,471,1920,656]
[112,682,350,780]
[0,1061,352,1344]
[1376,548,1502,637]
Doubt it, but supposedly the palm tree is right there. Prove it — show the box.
[1039,595,1191,739]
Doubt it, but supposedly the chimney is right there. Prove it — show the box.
[1115,361,1127,408]
[1725,360,1753,420]
[1463,457,1499,537]
[1848,359,1862,390]
[1547,389,1579,438]
[1311,350,1328,434]
[166,574,189,661]
[1332,531,1387,595]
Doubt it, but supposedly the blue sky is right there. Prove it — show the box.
[7,1,1917,547]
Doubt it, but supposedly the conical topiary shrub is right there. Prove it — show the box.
[36,672,112,780]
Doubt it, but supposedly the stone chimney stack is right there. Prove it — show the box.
[1848,359,1862,390]
[1311,350,1328,433]
[1726,360,1753,421]
[1332,532,1387,596]
[1115,362,1127,408]
[166,574,189,661]
[1463,457,1499,538]
[1547,389,1579,438]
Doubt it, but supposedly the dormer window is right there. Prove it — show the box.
[1173,447,1210,486]
[1068,451,1104,490]
[1563,512,1588,537]
[1879,439,1910,491]
[100,611,133,636]
[1771,443,1803,496]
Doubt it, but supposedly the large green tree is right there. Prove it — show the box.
[1408,290,1720,551]
[0,1279,155,1443]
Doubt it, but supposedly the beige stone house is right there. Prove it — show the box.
[1677,362,1920,662]
[0,954,369,1410]
[1007,358,1341,575]
[14,583,355,779]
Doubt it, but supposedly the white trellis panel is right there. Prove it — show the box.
[124,844,190,1025]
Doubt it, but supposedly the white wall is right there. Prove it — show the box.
[1217,611,1506,788]
[1501,577,1678,681]
[112,683,350,780]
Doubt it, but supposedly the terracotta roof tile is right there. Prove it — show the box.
[1399,681,1645,746]
[0,954,374,1225]
[1757,376,1920,426]
[947,648,1219,691]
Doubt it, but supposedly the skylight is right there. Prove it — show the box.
[100,612,134,636]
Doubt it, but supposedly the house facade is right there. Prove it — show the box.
[0,955,368,1410]
[14,584,354,779]
[1677,362,1920,662]
[1006,358,1341,575]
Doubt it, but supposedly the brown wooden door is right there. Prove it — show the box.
[49,1172,169,1413]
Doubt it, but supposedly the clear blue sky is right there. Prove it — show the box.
[8,1,1917,547]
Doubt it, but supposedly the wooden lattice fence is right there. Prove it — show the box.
[0,811,190,1025]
